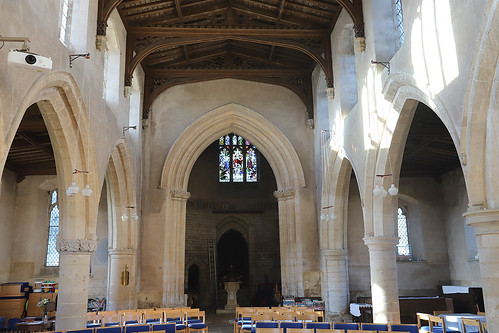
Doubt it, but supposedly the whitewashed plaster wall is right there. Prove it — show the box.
[139,78,319,302]
[336,0,487,197]
[9,175,59,282]
[0,2,141,201]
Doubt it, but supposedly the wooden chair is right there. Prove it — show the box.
[274,313,295,322]
[295,314,316,323]
[287,328,314,333]
[389,323,419,333]
[416,313,431,332]
[186,310,207,333]
[312,330,343,333]
[255,328,282,333]
[101,313,121,327]
[122,312,142,325]
[428,314,459,333]
[332,322,359,332]
[96,327,122,333]
[461,318,483,333]
[361,323,389,332]
[144,311,165,324]
[87,312,101,328]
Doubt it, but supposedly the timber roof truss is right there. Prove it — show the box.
[97,0,365,119]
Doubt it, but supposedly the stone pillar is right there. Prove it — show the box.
[274,188,303,297]
[463,209,499,332]
[56,239,96,330]
[363,236,400,324]
[321,249,350,321]
[107,249,135,310]
[163,189,190,307]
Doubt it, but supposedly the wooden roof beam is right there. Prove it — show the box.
[130,26,327,38]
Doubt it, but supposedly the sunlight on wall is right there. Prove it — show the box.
[372,282,388,323]
[411,0,459,93]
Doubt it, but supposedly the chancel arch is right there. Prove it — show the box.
[1,71,99,330]
[160,103,306,306]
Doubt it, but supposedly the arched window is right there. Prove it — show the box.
[46,190,60,266]
[397,207,412,259]
[394,0,405,49]
[59,0,73,45]
[219,134,258,183]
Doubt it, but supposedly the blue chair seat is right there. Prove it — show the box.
[176,324,187,331]
[362,323,388,332]
[87,323,101,328]
[146,319,162,324]
[188,323,207,329]
[152,323,176,333]
[187,318,203,324]
[105,322,120,327]
[390,324,419,333]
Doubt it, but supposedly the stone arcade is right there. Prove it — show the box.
[1,0,499,332]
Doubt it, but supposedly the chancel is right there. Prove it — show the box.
[0,1,498,333]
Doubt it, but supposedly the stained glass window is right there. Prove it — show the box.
[218,134,259,183]
[397,207,411,259]
[46,190,60,266]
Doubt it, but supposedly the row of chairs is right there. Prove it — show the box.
[417,313,487,333]
[237,321,419,333]
[87,308,205,328]
[85,322,205,333]
[42,328,171,333]
[252,327,418,333]
[234,308,323,333]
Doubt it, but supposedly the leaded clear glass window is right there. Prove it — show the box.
[46,190,60,266]
[397,207,411,259]
[59,0,73,46]
[394,0,405,48]
[219,134,258,183]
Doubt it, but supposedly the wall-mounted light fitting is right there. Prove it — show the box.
[69,53,90,68]
[66,169,93,197]
[123,126,137,136]
[122,206,139,222]
[371,60,390,74]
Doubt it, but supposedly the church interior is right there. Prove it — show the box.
[1,0,499,332]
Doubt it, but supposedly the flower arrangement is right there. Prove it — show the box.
[37,298,51,315]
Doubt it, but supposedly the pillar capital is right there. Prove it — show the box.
[56,238,97,253]
[273,188,295,200]
[463,209,499,235]
[363,236,399,251]
[170,189,191,201]
[321,249,348,258]
[108,248,135,256]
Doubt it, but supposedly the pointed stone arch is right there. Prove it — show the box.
[319,151,354,321]
[105,138,138,310]
[2,71,98,330]
[159,103,306,305]
[461,0,499,209]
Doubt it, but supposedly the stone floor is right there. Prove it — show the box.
[205,312,235,333]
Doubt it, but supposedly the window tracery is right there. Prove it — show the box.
[46,190,60,266]
[397,207,412,259]
[219,134,258,183]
